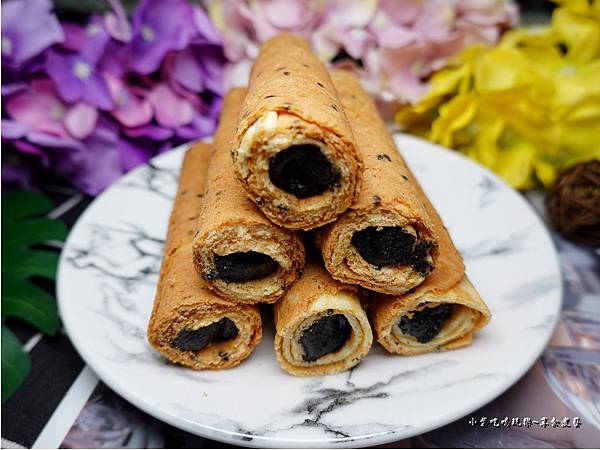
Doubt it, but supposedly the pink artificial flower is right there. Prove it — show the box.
[148,83,194,128]
[213,0,519,104]
[105,73,153,128]
[64,102,99,139]
[5,79,98,139]
[104,0,133,43]
[315,0,378,59]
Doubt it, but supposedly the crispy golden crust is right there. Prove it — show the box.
[147,144,262,370]
[274,260,372,376]
[232,34,362,230]
[192,88,305,303]
[317,70,439,295]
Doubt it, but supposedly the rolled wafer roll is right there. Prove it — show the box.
[372,277,491,355]
[317,70,439,295]
[147,144,262,370]
[274,259,373,376]
[192,88,304,304]
[232,34,362,231]
[371,161,491,355]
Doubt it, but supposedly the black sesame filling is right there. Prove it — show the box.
[351,226,433,275]
[398,304,452,343]
[299,314,351,362]
[268,144,340,199]
[170,317,239,351]
[210,251,279,283]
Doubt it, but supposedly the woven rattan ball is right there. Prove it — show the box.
[546,160,600,246]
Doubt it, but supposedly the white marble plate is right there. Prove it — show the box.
[57,134,562,448]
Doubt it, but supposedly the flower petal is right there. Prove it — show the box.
[59,23,87,51]
[370,12,415,49]
[104,0,133,42]
[110,78,153,130]
[118,137,152,171]
[128,0,197,74]
[224,59,253,89]
[193,5,222,44]
[82,73,114,110]
[1,0,64,67]
[1,119,30,139]
[45,51,85,104]
[5,79,68,137]
[123,124,174,140]
[171,47,204,92]
[64,102,99,139]
[262,0,315,30]
[75,126,122,195]
[379,0,421,25]
[149,83,194,128]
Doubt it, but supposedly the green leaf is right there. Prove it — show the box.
[1,192,54,223]
[2,324,31,403]
[2,248,60,280]
[1,191,65,337]
[2,218,68,250]
[2,276,59,335]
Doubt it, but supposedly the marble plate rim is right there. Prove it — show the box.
[57,133,562,448]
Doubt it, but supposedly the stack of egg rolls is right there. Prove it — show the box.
[232,34,362,231]
[193,88,305,304]
[147,35,491,376]
[147,144,262,370]
[329,70,490,355]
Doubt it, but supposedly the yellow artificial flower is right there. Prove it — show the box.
[396,0,600,190]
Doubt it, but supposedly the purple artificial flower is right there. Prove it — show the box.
[1,82,28,96]
[2,119,30,140]
[122,124,174,140]
[2,158,36,189]
[169,44,225,95]
[192,5,222,45]
[2,0,226,196]
[45,17,113,110]
[6,119,122,195]
[1,0,64,69]
[117,136,155,171]
[2,119,52,169]
[68,119,122,195]
[59,23,87,52]
[128,0,197,74]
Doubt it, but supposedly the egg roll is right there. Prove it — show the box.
[147,144,262,369]
[317,70,439,295]
[193,88,304,304]
[371,153,491,355]
[274,259,372,376]
[232,34,362,231]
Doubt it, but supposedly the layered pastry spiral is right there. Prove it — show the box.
[274,260,373,376]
